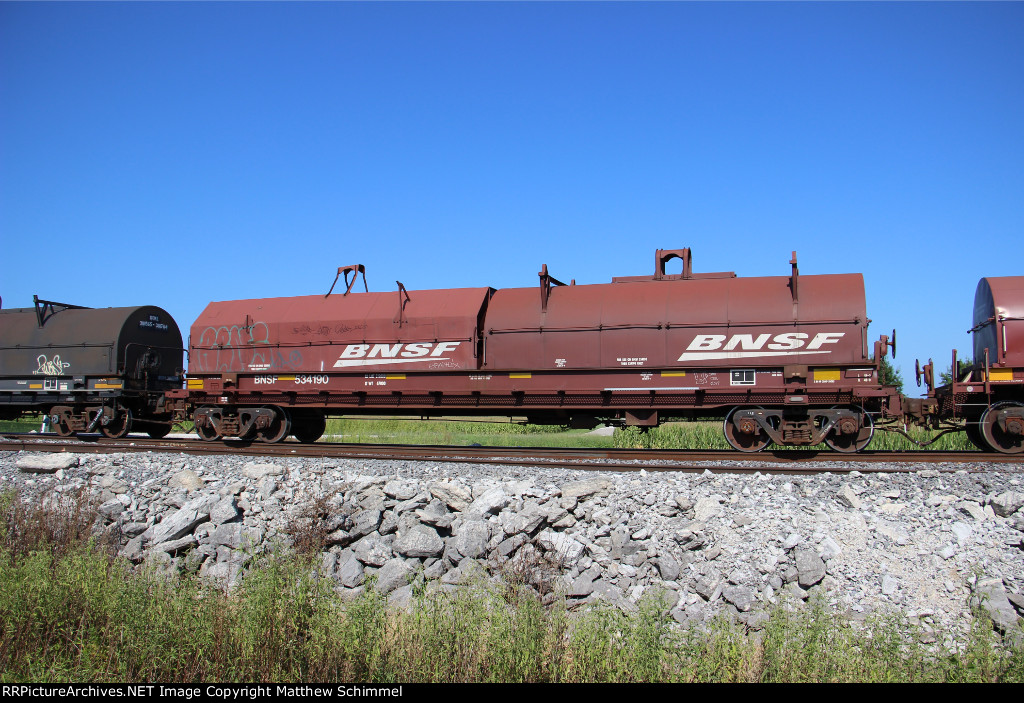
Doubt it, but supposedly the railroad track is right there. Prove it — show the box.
[2,432,1020,475]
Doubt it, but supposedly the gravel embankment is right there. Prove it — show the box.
[2,447,1022,644]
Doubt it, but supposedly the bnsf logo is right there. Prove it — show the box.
[678,332,845,361]
[334,342,463,368]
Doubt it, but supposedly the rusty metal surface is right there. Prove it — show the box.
[484,272,868,371]
[182,253,894,445]
[189,287,492,376]
[973,276,1024,367]
[200,369,870,412]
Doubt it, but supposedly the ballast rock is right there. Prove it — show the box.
[16,454,80,473]
[0,449,1022,639]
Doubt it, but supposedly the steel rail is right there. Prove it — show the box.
[1,432,1019,475]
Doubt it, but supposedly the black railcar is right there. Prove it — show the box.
[0,297,184,437]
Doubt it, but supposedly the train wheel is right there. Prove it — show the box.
[723,407,772,452]
[979,402,1024,454]
[824,405,874,453]
[101,408,132,439]
[256,406,291,443]
[147,425,172,439]
[965,420,990,451]
[292,412,326,443]
[51,408,74,437]
[196,423,219,441]
[195,408,220,442]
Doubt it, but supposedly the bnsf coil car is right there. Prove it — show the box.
[0,298,183,437]
[179,249,898,452]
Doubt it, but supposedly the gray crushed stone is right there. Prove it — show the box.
[2,449,1022,643]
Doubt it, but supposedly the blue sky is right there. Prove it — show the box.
[2,1,1022,393]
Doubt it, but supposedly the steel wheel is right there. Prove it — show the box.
[823,405,874,453]
[196,423,219,441]
[292,412,326,443]
[195,408,220,441]
[147,424,172,439]
[51,408,74,437]
[256,406,291,443]
[980,402,1024,454]
[965,420,990,451]
[723,407,772,452]
[101,408,132,438]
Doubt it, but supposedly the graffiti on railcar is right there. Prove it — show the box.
[194,322,302,373]
[292,322,367,337]
[33,354,70,375]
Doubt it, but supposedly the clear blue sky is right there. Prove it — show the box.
[2,2,1022,394]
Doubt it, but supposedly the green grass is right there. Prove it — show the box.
[0,414,46,433]
[2,541,1021,682]
[318,417,976,451]
[1,488,1021,682]
[323,417,615,448]
[2,411,976,452]
[612,421,977,451]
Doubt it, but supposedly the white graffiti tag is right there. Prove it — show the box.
[33,355,70,375]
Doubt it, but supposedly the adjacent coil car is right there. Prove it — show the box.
[914,277,1024,453]
[0,298,184,437]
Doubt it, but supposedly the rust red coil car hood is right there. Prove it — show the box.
[484,273,868,370]
[189,288,491,374]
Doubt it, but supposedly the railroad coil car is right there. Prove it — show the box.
[913,277,1024,453]
[178,249,899,451]
[0,297,184,437]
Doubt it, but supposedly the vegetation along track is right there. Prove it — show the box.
[2,432,1021,475]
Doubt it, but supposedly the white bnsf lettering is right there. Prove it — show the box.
[723,334,770,351]
[334,341,463,368]
[430,341,462,356]
[688,334,726,350]
[368,344,403,358]
[678,332,845,361]
[340,344,369,358]
[254,376,277,384]
[768,333,807,350]
[402,343,432,357]
[806,332,844,350]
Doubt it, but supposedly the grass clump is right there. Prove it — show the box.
[282,490,345,556]
[383,582,563,682]
[613,421,977,451]
[324,416,614,448]
[0,414,46,433]
[0,486,111,562]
